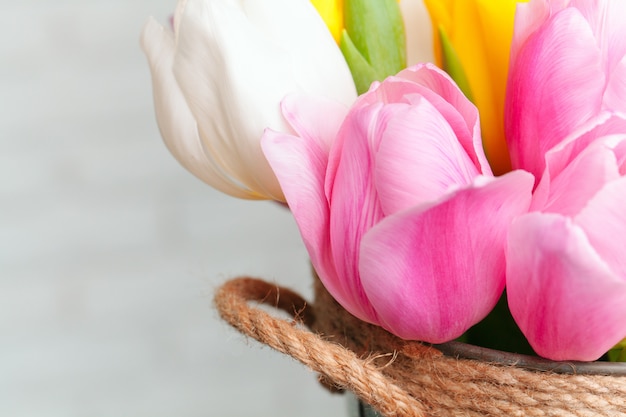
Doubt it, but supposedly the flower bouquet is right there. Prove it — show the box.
[141,0,626,415]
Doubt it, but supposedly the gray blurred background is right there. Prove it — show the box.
[0,1,346,415]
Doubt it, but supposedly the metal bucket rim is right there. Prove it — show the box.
[435,341,626,376]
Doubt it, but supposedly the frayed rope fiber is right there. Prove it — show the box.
[214,277,626,417]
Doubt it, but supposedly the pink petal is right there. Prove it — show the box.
[510,0,551,64]
[571,0,626,111]
[324,100,381,202]
[261,101,378,324]
[510,0,569,63]
[374,100,479,215]
[576,175,626,279]
[396,64,490,174]
[570,0,626,76]
[532,135,621,215]
[615,138,626,174]
[507,213,626,361]
[557,1,626,115]
[359,170,534,343]
[506,8,605,178]
[531,113,626,211]
[324,104,385,324]
[539,112,622,178]
[604,55,626,111]
[280,94,348,154]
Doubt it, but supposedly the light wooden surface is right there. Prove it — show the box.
[0,1,345,415]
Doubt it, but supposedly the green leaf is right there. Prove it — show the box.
[340,30,378,94]
[462,291,535,355]
[341,0,406,94]
[608,338,626,362]
[438,25,474,103]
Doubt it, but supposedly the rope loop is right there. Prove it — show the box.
[214,277,626,417]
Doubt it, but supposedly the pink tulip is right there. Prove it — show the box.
[505,0,626,180]
[262,64,534,343]
[507,114,626,361]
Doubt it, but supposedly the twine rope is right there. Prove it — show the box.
[214,277,626,417]
[214,278,428,417]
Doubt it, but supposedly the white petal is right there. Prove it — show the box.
[237,0,357,106]
[400,0,435,66]
[141,17,259,199]
[172,0,356,201]
[174,0,288,200]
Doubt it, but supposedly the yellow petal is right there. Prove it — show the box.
[311,0,344,42]
[423,0,452,66]
[474,0,526,174]
[424,0,525,174]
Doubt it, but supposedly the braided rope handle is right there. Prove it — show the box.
[213,277,427,417]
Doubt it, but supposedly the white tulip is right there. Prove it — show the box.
[141,0,357,200]
[400,0,434,67]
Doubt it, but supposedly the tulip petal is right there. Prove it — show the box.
[474,0,517,97]
[396,64,491,174]
[472,0,520,174]
[310,0,343,42]
[374,100,479,214]
[280,94,349,153]
[400,0,435,67]
[324,103,385,324]
[434,0,490,106]
[173,0,356,201]
[569,0,626,113]
[506,8,605,178]
[237,0,357,104]
[533,135,621,215]
[173,0,298,200]
[507,213,626,361]
[359,170,534,343]
[539,112,615,178]
[261,98,378,324]
[173,0,188,35]
[510,0,552,63]
[140,18,255,199]
[261,129,327,259]
[422,0,452,68]
[604,56,626,111]
[425,0,515,174]
[570,0,626,76]
[531,113,626,210]
[576,175,626,279]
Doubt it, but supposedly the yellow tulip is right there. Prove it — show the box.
[424,0,527,175]
[311,0,344,42]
